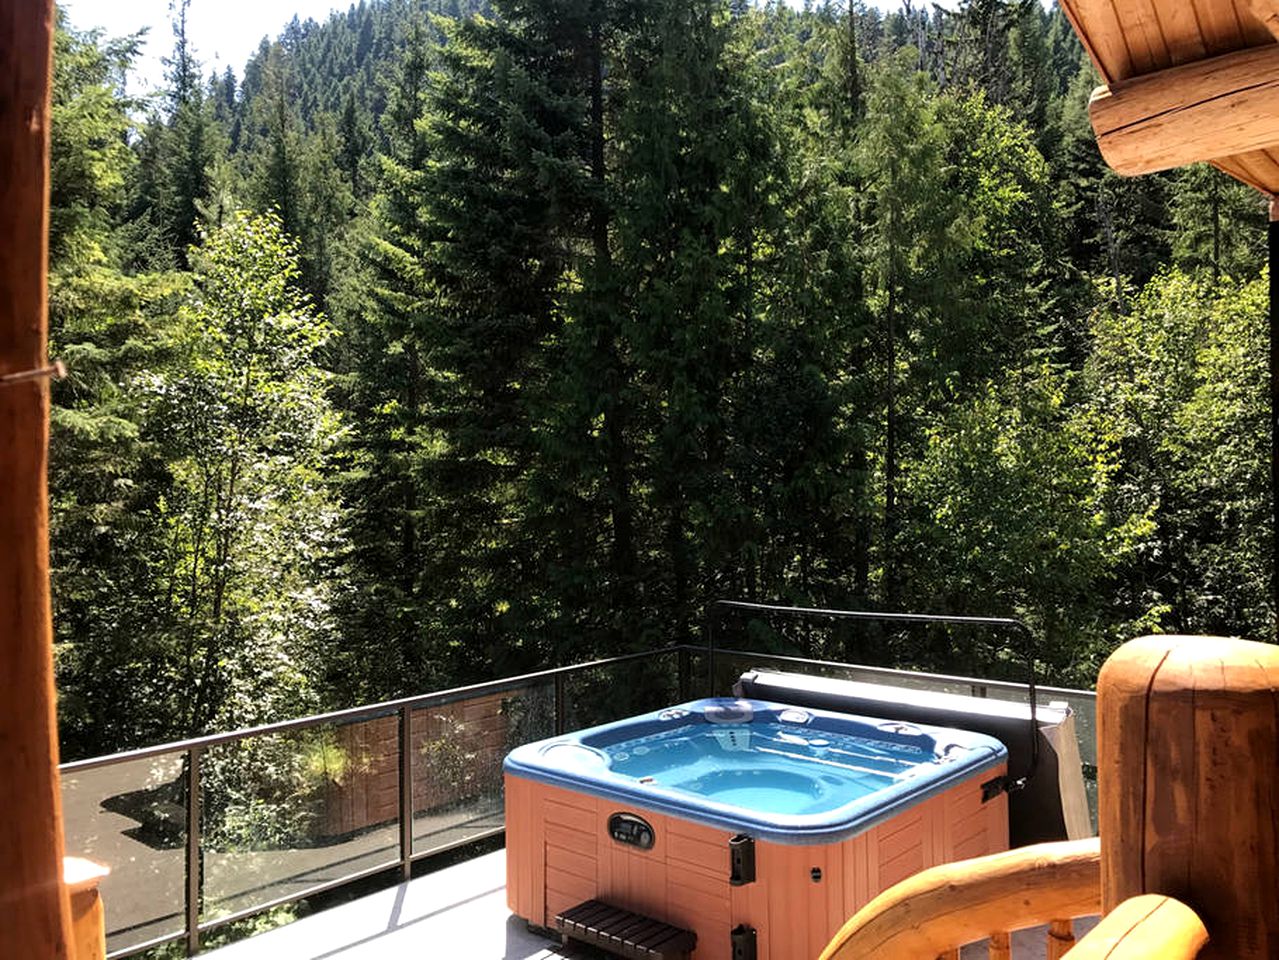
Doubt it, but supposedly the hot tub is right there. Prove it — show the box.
[505,698,1009,960]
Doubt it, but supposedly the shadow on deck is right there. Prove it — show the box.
[201,848,1095,960]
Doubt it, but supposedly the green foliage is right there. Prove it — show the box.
[203,731,338,851]
[151,211,343,735]
[50,267,193,756]
[48,0,1279,763]
[1170,164,1267,283]
[902,363,1151,682]
[1086,270,1273,640]
[49,11,140,267]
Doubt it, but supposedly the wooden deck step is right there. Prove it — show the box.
[554,900,696,960]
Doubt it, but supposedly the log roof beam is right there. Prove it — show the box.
[1090,43,1279,177]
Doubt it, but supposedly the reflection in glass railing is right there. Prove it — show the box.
[562,657,681,732]
[61,753,187,955]
[410,683,552,858]
[199,720,401,924]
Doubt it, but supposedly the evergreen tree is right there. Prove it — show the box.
[144,0,225,263]
[330,17,438,696]
[48,0,1279,751]
[49,11,140,267]
[855,51,963,604]
[297,114,354,304]
[247,43,305,240]
[412,0,606,669]
[337,87,372,199]
[1169,163,1267,284]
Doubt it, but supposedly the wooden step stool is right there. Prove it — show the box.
[555,899,697,960]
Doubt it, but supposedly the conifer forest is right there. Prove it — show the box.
[50,0,1274,760]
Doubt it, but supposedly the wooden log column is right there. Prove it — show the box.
[0,0,74,958]
[1097,635,1279,958]
[64,858,109,960]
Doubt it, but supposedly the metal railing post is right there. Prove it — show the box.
[554,674,566,736]
[399,705,413,882]
[185,746,202,956]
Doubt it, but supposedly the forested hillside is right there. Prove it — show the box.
[50,0,1271,760]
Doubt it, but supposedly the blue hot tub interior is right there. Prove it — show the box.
[505,698,1008,844]
[601,717,919,815]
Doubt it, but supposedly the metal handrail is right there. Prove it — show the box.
[704,600,1041,793]
[69,645,683,958]
[61,646,676,774]
[66,638,1091,958]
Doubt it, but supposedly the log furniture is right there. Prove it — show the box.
[64,858,110,960]
[821,633,1279,959]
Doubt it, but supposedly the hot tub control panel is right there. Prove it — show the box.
[608,812,654,849]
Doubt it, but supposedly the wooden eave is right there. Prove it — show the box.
[1061,0,1279,194]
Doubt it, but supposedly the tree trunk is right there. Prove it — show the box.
[1211,173,1220,286]
[589,11,637,642]
[884,262,899,606]
[852,444,870,602]
[1098,183,1127,312]
[846,2,862,121]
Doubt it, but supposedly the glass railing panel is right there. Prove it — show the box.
[200,717,400,924]
[983,683,1099,830]
[560,651,682,732]
[61,752,187,955]
[411,681,553,857]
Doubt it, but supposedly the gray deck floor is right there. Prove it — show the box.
[202,848,1096,960]
[203,850,575,960]
[62,756,507,955]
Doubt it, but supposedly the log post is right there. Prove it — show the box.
[1097,635,1279,958]
[0,1,73,958]
[1046,919,1075,959]
[64,858,109,960]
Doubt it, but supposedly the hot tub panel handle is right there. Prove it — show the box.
[731,924,758,960]
[729,834,756,886]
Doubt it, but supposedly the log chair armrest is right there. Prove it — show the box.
[819,837,1102,960]
[64,858,110,960]
[1063,894,1207,959]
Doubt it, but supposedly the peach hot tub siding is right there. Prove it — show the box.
[505,766,1009,960]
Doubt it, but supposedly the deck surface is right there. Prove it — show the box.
[203,850,592,960]
[202,848,1095,959]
